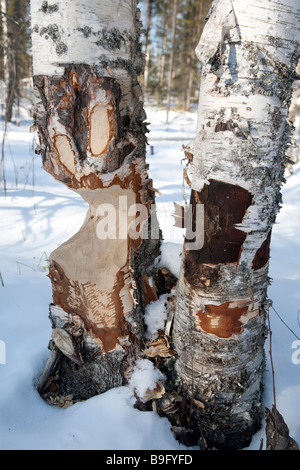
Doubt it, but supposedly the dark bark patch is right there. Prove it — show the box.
[40,1,59,13]
[184,180,253,287]
[39,24,67,56]
[215,121,230,132]
[252,231,272,271]
[95,28,127,50]
[270,106,283,141]
[196,301,249,338]
[143,275,158,305]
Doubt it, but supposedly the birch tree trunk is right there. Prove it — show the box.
[171,0,300,450]
[31,0,160,401]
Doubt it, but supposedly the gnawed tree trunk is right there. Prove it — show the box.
[170,0,300,450]
[31,0,160,401]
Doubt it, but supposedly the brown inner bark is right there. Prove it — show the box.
[184,179,253,287]
[252,230,272,271]
[196,301,249,338]
[49,260,132,353]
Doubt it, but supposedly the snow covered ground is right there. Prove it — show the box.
[0,104,299,451]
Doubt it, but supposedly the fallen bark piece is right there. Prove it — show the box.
[51,328,83,365]
[46,394,75,409]
[160,397,181,415]
[193,398,205,409]
[144,335,176,358]
[37,343,60,394]
[265,406,299,450]
[143,381,166,402]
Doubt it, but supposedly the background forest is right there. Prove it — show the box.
[0,0,299,141]
[0,0,212,124]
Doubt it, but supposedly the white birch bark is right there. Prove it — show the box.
[31,0,160,400]
[1,0,11,121]
[171,0,300,450]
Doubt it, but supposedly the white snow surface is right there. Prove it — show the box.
[129,359,165,403]
[0,104,299,450]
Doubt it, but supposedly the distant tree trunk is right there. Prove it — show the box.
[165,0,178,123]
[183,0,204,111]
[1,0,13,122]
[143,0,153,93]
[171,0,300,450]
[287,60,300,167]
[184,58,193,111]
[158,7,168,99]
[31,0,160,401]
[1,0,31,123]
[9,0,22,119]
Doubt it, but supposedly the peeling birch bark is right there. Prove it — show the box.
[31,0,160,400]
[171,0,300,450]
